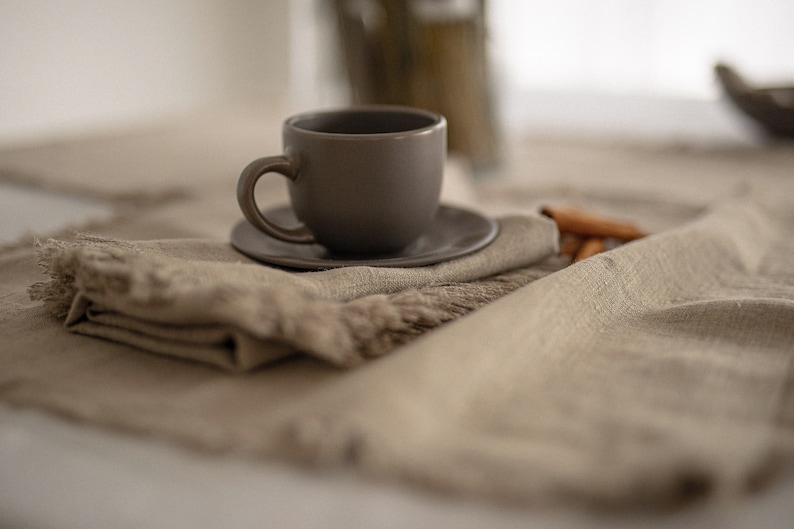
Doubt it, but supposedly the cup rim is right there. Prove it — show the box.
[285,105,446,139]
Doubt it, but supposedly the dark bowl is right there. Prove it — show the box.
[715,63,794,138]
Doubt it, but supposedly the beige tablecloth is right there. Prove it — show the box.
[1,112,793,507]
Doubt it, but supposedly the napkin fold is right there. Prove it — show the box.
[29,215,560,370]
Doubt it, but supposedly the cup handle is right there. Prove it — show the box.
[236,154,315,244]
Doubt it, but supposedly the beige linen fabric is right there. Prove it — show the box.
[2,198,792,507]
[2,121,794,507]
[27,215,560,369]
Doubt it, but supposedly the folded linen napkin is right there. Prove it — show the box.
[29,214,560,370]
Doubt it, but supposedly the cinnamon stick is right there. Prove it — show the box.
[574,237,607,262]
[541,206,646,241]
[559,232,585,258]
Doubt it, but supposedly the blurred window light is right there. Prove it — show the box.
[488,0,794,100]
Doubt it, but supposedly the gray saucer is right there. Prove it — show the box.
[230,205,499,269]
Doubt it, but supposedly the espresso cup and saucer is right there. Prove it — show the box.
[230,106,498,269]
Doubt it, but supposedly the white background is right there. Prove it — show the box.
[2,0,793,145]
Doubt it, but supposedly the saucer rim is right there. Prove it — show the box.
[230,204,499,269]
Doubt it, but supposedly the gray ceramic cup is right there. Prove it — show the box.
[237,106,447,255]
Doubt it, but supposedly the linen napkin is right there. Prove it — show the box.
[29,214,560,370]
[8,199,793,508]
